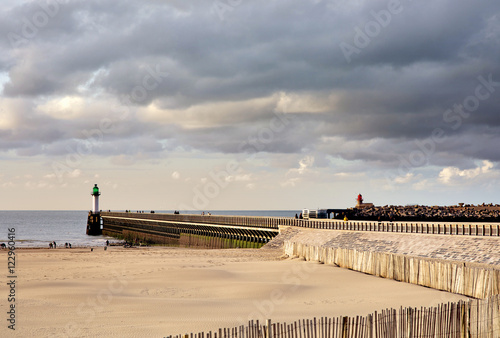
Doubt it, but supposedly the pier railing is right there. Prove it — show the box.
[101,212,281,230]
[297,219,500,236]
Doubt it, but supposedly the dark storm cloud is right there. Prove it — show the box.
[1,0,499,170]
[345,1,494,66]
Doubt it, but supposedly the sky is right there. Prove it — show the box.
[0,0,499,211]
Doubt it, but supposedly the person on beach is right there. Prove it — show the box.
[49,243,53,249]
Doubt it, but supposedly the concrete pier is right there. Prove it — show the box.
[99,212,500,245]
[283,227,500,299]
[101,212,280,247]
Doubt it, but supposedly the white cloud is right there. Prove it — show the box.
[282,156,316,187]
[412,179,433,191]
[286,156,315,176]
[24,181,51,190]
[68,169,82,178]
[394,173,415,184]
[226,174,252,182]
[334,172,366,179]
[281,177,300,187]
[438,160,496,184]
[274,91,335,114]
[139,95,278,129]
[246,183,256,190]
[38,96,87,120]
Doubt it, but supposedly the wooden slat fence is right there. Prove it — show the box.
[284,242,500,299]
[166,295,499,338]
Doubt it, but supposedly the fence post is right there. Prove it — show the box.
[342,316,349,338]
[267,319,271,338]
[367,313,373,338]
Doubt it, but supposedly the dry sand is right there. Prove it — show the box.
[2,246,470,337]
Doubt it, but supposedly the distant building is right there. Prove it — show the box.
[356,193,374,209]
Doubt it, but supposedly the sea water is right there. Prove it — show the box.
[0,210,110,248]
[0,210,300,247]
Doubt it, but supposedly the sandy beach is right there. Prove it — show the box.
[2,246,470,337]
